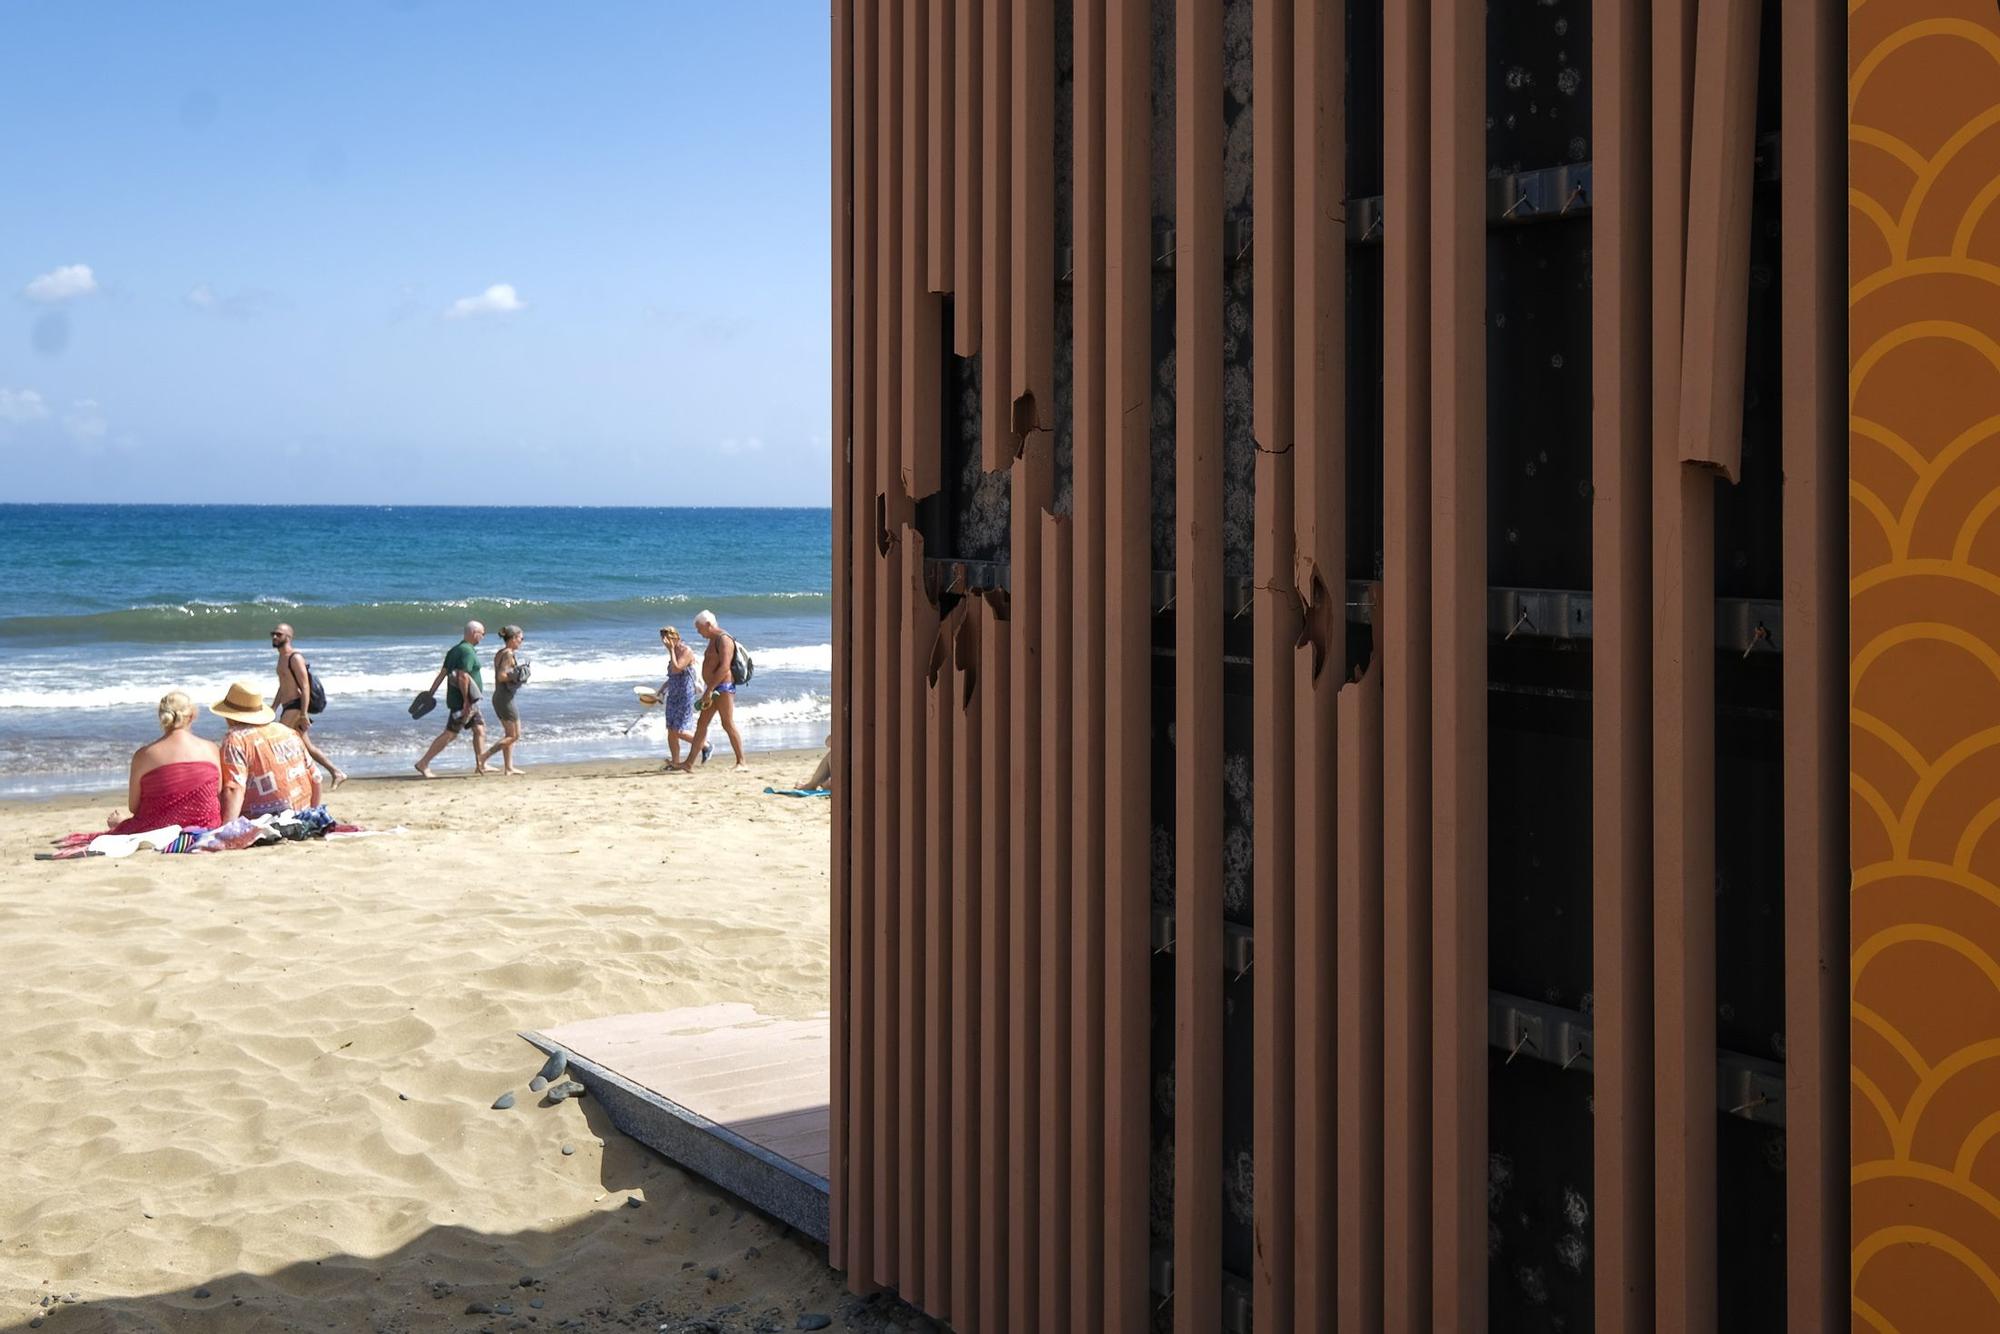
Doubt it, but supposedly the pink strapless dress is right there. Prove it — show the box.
[113,760,221,834]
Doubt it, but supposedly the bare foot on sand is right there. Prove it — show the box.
[503,766,526,776]
[327,769,349,791]
[413,763,436,779]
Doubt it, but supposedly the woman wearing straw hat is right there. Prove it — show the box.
[212,681,320,823]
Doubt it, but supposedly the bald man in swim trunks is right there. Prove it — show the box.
[271,623,348,790]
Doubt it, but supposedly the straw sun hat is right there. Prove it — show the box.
[211,680,275,725]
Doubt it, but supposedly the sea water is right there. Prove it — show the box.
[0,505,832,797]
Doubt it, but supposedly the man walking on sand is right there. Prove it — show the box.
[680,609,746,770]
[270,623,347,790]
[414,620,488,778]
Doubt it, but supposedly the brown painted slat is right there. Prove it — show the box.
[1674,0,1761,483]
[1251,0,1298,1323]
[872,0,905,1291]
[1429,0,1486,1327]
[931,0,956,294]
[1780,0,1847,1325]
[925,604,960,1311]
[950,608,984,1325]
[1069,0,1109,1324]
[979,594,1014,1332]
[1380,0,1433,1325]
[846,0,880,1290]
[1651,0,1713,1322]
[829,0,855,1276]
[981,0,1014,468]
[1336,655,1385,1333]
[1039,512,1075,1330]
[1291,0,1345,1312]
[1009,441,1051,1320]
[956,0,982,353]
[1174,1,1225,1327]
[905,0,944,503]
[899,528,933,1305]
[1012,0,1055,436]
[1591,0,1655,1322]
[1103,0,1153,1320]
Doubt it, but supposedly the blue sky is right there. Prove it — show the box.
[0,3,832,505]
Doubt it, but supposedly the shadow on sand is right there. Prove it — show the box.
[4,1099,929,1334]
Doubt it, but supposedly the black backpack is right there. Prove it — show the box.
[306,668,327,715]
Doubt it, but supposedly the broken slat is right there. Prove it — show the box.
[1039,512,1075,1330]
[1011,0,1056,437]
[1780,0,1848,1326]
[956,0,982,353]
[1429,0,1487,1327]
[924,604,960,1310]
[1251,0,1299,1323]
[1380,0,1435,1325]
[1591,0,1656,1322]
[980,0,1014,469]
[1069,0,1110,1324]
[1675,0,1762,481]
[898,528,932,1305]
[1102,0,1155,1321]
[1336,655,1385,1333]
[949,609,984,1326]
[978,596,1014,1332]
[1172,0,1225,1326]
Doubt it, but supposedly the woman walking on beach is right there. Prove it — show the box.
[657,626,708,770]
[480,625,529,775]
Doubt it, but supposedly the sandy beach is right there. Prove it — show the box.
[0,752,903,1333]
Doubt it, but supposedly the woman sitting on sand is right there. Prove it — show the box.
[657,625,709,771]
[107,690,222,832]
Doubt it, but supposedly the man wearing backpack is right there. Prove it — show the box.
[270,623,348,790]
[679,609,747,770]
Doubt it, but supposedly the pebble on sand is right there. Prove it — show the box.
[492,1091,517,1110]
[530,1298,544,1309]
[537,1050,568,1082]
[551,1080,587,1099]
[798,1316,833,1331]
[529,1075,549,1093]
[561,1143,576,1156]
[193,1288,212,1300]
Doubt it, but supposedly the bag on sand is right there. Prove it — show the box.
[730,641,754,687]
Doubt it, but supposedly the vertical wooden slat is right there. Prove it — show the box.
[1650,0,1713,1321]
[898,529,932,1305]
[1103,0,1154,1319]
[1173,0,1225,1326]
[978,595,1014,1332]
[1781,0,1848,1324]
[1013,0,1057,433]
[1675,0,1761,483]
[924,604,959,1311]
[931,0,957,294]
[1591,0,1655,1321]
[1008,449,1050,1322]
[1380,0,1433,1325]
[956,0,983,353]
[950,608,984,1325]
[873,0,905,1292]
[846,0,880,1289]
[1039,512,1076,1330]
[829,0,855,1276]
[1335,655,1385,1334]
[1429,0,1486,1326]
[1069,0,1110,1323]
[1250,0,1298,1323]
[981,0,1015,467]
[905,0,944,503]
[1291,0,1345,1311]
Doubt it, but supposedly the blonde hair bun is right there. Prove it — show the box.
[158,690,196,733]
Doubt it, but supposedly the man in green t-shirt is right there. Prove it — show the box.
[414,620,488,777]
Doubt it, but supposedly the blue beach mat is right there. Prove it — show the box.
[763,786,832,799]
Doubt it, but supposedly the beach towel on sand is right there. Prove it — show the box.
[87,826,184,858]
[763,786,832,799]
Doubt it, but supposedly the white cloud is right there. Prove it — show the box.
[24,264,98,303]
[187,283,216,309]
[444,283,524,319]
[62,399,107,442]
[0,388,49,423]
[717,436,765,457]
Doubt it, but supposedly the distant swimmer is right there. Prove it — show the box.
[270,623,347,790]
[414,620,489,778]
